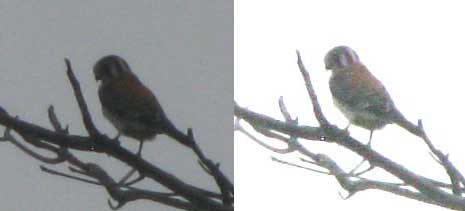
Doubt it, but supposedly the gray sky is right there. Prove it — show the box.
[0,1,232,210]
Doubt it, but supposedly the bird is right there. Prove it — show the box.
[93,55,193,156]
[324,46,419,145]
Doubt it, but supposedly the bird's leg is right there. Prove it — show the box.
[341,123,351,136]
[349,130,376,175]
[123,174,146,186]
[136,141,144,157]
[367,130,374,148]
[118,141,144,185]
[118,168,137,186]
[349,160,375,176]
[344,123,351,131]
[349,158,367,175]
[349,158,375,176]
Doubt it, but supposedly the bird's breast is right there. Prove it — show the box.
[332,96,388,130]
[102,107,126,131]
[102,107,157,141]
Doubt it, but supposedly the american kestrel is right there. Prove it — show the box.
[324,46,414,145]
[93,55,192,155]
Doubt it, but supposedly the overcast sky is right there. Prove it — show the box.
[0,1,232,210]
[236,1,465,210]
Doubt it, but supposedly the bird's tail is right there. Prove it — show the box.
[161,118,194,149]
[390,109,422,137]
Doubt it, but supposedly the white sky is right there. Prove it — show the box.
[235,1,465,210]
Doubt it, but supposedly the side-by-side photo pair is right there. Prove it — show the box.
[0,1,462,211]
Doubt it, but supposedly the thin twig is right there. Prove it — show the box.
[236,123,294,153]
[65,58,99,137]
[271,156,330,175]
[296,50,329,126]
[190,129,234,206]
[40,165,101,185]
[3,128,64,164]
[417,120,465,195]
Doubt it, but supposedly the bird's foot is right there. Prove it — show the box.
[341,123,351,136]
[344,123,351,131]
[118,168,136,185]
[124,174,145,186]
[117,168,145,186]
[366,140,372,148]
[349,159,375,176]
[341,129,350,137]
[109,133,122,147]
[112,133,121,141]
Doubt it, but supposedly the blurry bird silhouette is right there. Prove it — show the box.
[93,55,192,156]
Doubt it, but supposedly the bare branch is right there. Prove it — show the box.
[0,58,233,210]
[272,131,450,208]
[278,96,292,121]
[271,156,330,175]
[190,129,234,206]
[65,59,99,137]
[48,105,67,133]
[296,50,329,126]
[40,165,101,185]
[4,128,64,164]
[417,120,465,195]
[234,101,324,141]
[233,50,465,210]
[235,121,294,153]
[236,103,465,209]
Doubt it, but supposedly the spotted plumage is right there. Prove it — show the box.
[325,46,417,144]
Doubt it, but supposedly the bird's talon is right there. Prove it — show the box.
[112,132,121,141]
[341,129,350,136]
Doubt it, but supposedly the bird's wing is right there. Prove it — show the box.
[330,63,396,117]
[99,77,193,148]
[99,77,167,127]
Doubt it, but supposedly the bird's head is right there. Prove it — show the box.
[324,46,360,71]
[93,55,133,83]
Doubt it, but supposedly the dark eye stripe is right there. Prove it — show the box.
[100,61,119,78]
[338,53,348,67]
